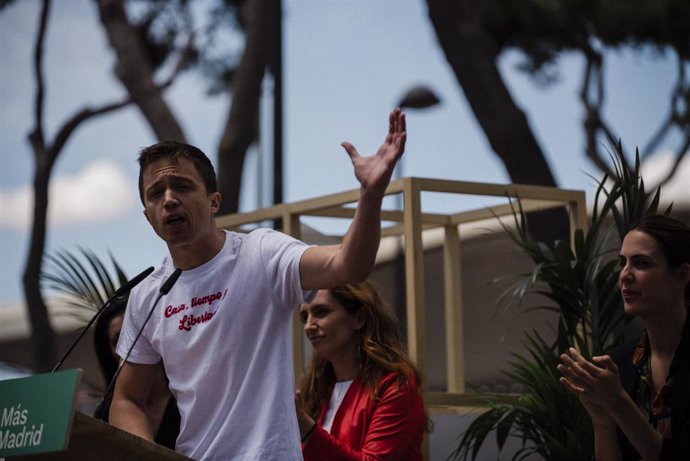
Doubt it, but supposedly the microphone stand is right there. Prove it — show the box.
[96,268,182,421]
[51,266,155,373]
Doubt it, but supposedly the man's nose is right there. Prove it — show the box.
[163,189,179,207]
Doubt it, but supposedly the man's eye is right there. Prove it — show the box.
[173,181,194,192]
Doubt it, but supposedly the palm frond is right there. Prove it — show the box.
[41,247,128,315]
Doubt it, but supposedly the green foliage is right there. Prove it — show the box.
[453,333,594,461]
[41,247,128,321]
[451,141,672,461]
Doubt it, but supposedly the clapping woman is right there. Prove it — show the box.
[558,214,690,460]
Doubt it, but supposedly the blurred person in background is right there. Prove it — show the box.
[297,281,428,460]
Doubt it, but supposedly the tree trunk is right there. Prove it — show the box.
[22,0,57,373]
[23,149,58,372]
[426,0,568,243]
[95,0,185,142]
[217,0,273,214]
[22,0,133,372]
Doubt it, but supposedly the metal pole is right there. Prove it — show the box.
[272,0,283,208]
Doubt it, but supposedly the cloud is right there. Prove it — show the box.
[0,183,32,231]
[640,151,690,205]
[0,160,137,231]
[593,150,689,208]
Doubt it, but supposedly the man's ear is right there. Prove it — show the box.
[209,192,221,214]
[143,208,150,224]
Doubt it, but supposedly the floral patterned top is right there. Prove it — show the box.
[631,331,672,438]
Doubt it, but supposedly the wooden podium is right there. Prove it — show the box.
[0,370,191,460]
[7,412,191,461]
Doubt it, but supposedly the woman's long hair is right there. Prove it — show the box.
[93,294,127,384]
[299,281,424,421]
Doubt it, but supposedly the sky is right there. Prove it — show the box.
[1,0,688,305]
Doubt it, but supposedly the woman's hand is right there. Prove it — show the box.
[557,347,625,423]
[295,389,316,439]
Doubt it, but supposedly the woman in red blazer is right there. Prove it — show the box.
[297,281,428,460]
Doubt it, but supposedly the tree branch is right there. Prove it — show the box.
[29,0,51,154]
[157,30,196,90]
[95,0,185,141]
[52,97,133,156]
[580,45,624,178]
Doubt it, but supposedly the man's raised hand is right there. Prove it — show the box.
[341,108,406,198]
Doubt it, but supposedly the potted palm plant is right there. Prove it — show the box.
[451,142,671,460]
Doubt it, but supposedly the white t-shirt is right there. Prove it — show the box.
[322,380,353,433]
[117,229,313,461]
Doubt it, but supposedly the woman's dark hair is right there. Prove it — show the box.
[630,214,690,303]
[93,294,128,384]
[299,281,428,430]
[137,141,218,204]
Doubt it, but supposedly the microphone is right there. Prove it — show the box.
[97,268,182,420]
[51,266,155,373]
[160,268,182,295]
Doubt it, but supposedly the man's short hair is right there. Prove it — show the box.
[138,141,218,203]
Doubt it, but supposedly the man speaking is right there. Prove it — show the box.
[109,110,407,460]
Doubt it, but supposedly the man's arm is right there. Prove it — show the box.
[144,362,174,437]
[300,109,406,290]
[109,361,159,442]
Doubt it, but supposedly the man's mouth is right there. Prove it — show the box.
[165,215,185,225]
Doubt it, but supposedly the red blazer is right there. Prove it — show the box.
[302,372,425,460]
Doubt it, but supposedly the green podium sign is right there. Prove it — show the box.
[0,369,81,457]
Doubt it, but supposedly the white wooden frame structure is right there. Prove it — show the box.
[215,177,587,409]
